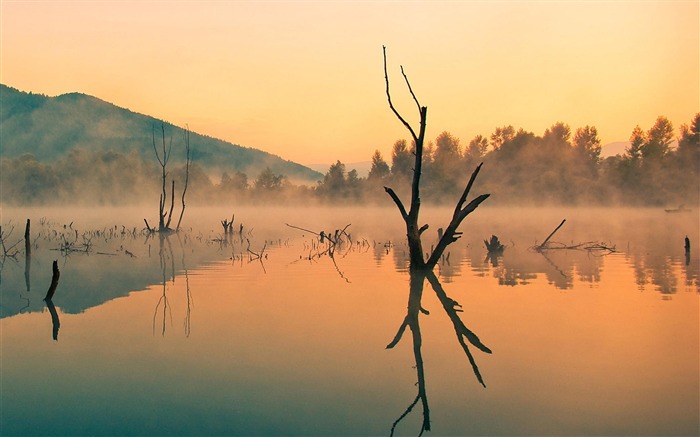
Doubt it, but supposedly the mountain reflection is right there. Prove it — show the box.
[387,269,491,435]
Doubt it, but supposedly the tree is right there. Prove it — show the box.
[573,125,602,172]
[489,125,515,150]
[626,125,645,160]
[543,122,571,147]
[677,113,700,168]
[382,45,488,271]
[254,167,284,191]
[643,116,674,160]
[465,135,488,163]
[368,150,390,180]
[144,124,191,233]
[322,160,347,196]
[391,139,413,179]
[432,131,461,176]
[678,113,700,151]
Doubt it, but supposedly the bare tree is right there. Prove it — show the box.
[382,46,489,270]
[176,126,191,232]
[144,124,191,234]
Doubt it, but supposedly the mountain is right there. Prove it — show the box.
[601,141,629,158]
[0,84,322,182]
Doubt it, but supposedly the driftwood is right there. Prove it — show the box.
[286,223,352,282]
[533,219,616,254]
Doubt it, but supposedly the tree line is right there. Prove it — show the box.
[1,113,697,207]
[320,113,699,207]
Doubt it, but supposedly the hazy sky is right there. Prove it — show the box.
[2,1,698,165]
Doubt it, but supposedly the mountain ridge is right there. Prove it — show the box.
[0,84,322,182]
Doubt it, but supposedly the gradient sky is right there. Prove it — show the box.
[1,1,698,165]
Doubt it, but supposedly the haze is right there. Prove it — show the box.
[2,1,697,165]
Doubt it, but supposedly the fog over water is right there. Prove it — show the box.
[0,204,697,435]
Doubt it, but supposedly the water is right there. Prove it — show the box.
[1,206,698,436]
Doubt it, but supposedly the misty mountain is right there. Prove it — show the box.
[601,141,629,157]
[0,84,321,182]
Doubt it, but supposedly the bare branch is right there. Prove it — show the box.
[537,219,567,251]
[384,187,409,221]
[453,162,484,219]
[383,46,418,143]
[176,125,191,232]
[400,65,422,114]
[386,317,410,349]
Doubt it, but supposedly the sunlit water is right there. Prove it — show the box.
[1,206,698,436]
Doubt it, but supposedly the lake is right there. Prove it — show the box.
[1,205,698,436]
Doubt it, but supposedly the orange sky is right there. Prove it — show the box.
[1,1,698,165]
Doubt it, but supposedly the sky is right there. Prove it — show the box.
[1,1,698,166]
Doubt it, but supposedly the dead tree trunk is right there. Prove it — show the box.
[44,260,60,301]
[151,125,172,232]
[176,126,191,232]
[145,124,191,234]
[382,46,489,271]
[24,219,31,291]
[24,219,31,256]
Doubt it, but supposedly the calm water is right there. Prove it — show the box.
[1,206,698,436]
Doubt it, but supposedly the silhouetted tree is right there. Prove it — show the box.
[464,135,488,166]
[390,139,413,180]
[368,150,390,180]
[573,126,601,165]
[254,167,284,191]
[489,125,515,150]
[382,46,488,270]
[643,116,674,160]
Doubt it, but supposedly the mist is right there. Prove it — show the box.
[2,113,698,209]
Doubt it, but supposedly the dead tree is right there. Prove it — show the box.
[382,46,489,271]
[144,124,191,234]
[154,125,173,232]
[176,126,191,232]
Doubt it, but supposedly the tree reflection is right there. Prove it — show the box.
[153,233,174,336]
[43,260,61,341]
[387,269,491,435]
[468,243,609,289]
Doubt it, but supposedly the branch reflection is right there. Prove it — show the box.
[45,299,60,341]
[153,233,174,336]
[387,269,491,435]
[43,260,61,341]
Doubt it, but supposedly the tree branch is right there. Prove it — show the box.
[384,187,409,221]
[383,46,418,144]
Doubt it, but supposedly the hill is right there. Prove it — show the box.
[0,84,321,182]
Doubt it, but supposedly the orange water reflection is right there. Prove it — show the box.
[1,207,698,435]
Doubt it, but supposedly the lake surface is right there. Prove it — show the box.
[1,206,698,436]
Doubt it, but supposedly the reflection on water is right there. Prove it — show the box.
[388,269,492,435]
[0,207,698,435]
